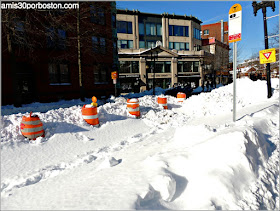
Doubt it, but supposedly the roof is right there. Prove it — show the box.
[118,45,205,58]
[117,9,202,24]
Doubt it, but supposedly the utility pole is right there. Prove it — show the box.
[252,1,276,99]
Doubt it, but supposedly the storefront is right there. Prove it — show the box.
[119,74,141,93]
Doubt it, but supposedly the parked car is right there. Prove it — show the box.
[165,86,193,98]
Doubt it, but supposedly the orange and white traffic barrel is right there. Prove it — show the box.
[20,112,45,140]
[157,96,168,109]
[177,92,186,102]
[127,98,140,118]
[81,104,100,126]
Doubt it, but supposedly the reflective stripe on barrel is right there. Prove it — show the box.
[127,99,140,117]
[81,105,100,126]
[20,114,44,140]
[157,97,168,109]
[177,92,186,102]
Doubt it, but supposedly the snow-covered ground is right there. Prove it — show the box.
[1,78,279,210]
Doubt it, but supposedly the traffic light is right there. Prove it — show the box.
[252,1,258,16]
[271,1,275,12]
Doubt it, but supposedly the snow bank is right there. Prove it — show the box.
[177,78,279,118]
[1,78,279,210]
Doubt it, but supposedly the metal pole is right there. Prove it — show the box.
[233,42,237,122]
[263,6,272,98]
[153,54,155,95]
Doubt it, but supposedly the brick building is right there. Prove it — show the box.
[201,20,229,45]
[201,20,230,85]
[2,2,118,106]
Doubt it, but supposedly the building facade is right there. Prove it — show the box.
[2,2,117,106]
[201,20,230,85]
[201,20,229,45]
[116,9,206,94]
[202,37,230,85]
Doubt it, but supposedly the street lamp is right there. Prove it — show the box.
[252,1,276,98]
[149,46,160,95]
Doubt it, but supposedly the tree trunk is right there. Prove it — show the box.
[77,2,85,101]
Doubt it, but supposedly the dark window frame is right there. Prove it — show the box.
[169,25,189,37]
[46,27,66,50]
[48,62,71,84]
[94,63,109,84]
[90,4,106,25]
[117,21,133,34]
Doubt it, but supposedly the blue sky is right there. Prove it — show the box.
[116,1,279,63]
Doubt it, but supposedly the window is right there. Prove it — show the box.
[117,21,132,34]
[193,61,199,72]
[146,62,171,73]
[147,41,156,48]
[139,41,145,48]
[112,14,116,28]
[169,42,189,51]
[94,64,108,84]
[57,29,66,49]
[174,25,184,36]
[156,24,162,36]
[169,25,189,37]
[48,63,70,84]
[92,36,98,52]
[119,61,139,73]
[117,40,133,49]
[204,29,209,35]
[177,61,199,72]
[92,36,106,53]
[146,23,156,35]
[194,28,201,40]
[139,23,144,35]
[100,37,106,54]
[90,5,105,25]
[47,28,66,50]
[194,45,201,51]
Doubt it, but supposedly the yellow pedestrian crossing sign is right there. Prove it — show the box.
[259,48,276,64]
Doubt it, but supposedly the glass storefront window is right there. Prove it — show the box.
[177,61,199,72]
[146,62,171,73]
[193,61,199,72]
[132,61,139,73]
[183,62,193,72]
[119,61,139,73]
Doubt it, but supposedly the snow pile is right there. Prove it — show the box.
[177,78,279,118]
[1,78,279,210]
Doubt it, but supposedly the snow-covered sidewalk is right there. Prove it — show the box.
[1,78,279,210]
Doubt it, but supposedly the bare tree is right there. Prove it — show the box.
[269,22,279,48]
[2,2,116,104]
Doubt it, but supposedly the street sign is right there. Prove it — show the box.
[111,71,117,79]
[113,79,117,84]
[228,3,242,43]
[259,48,276,64]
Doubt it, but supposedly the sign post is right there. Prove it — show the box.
[111,71,118,97]
[229,3,242,122]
